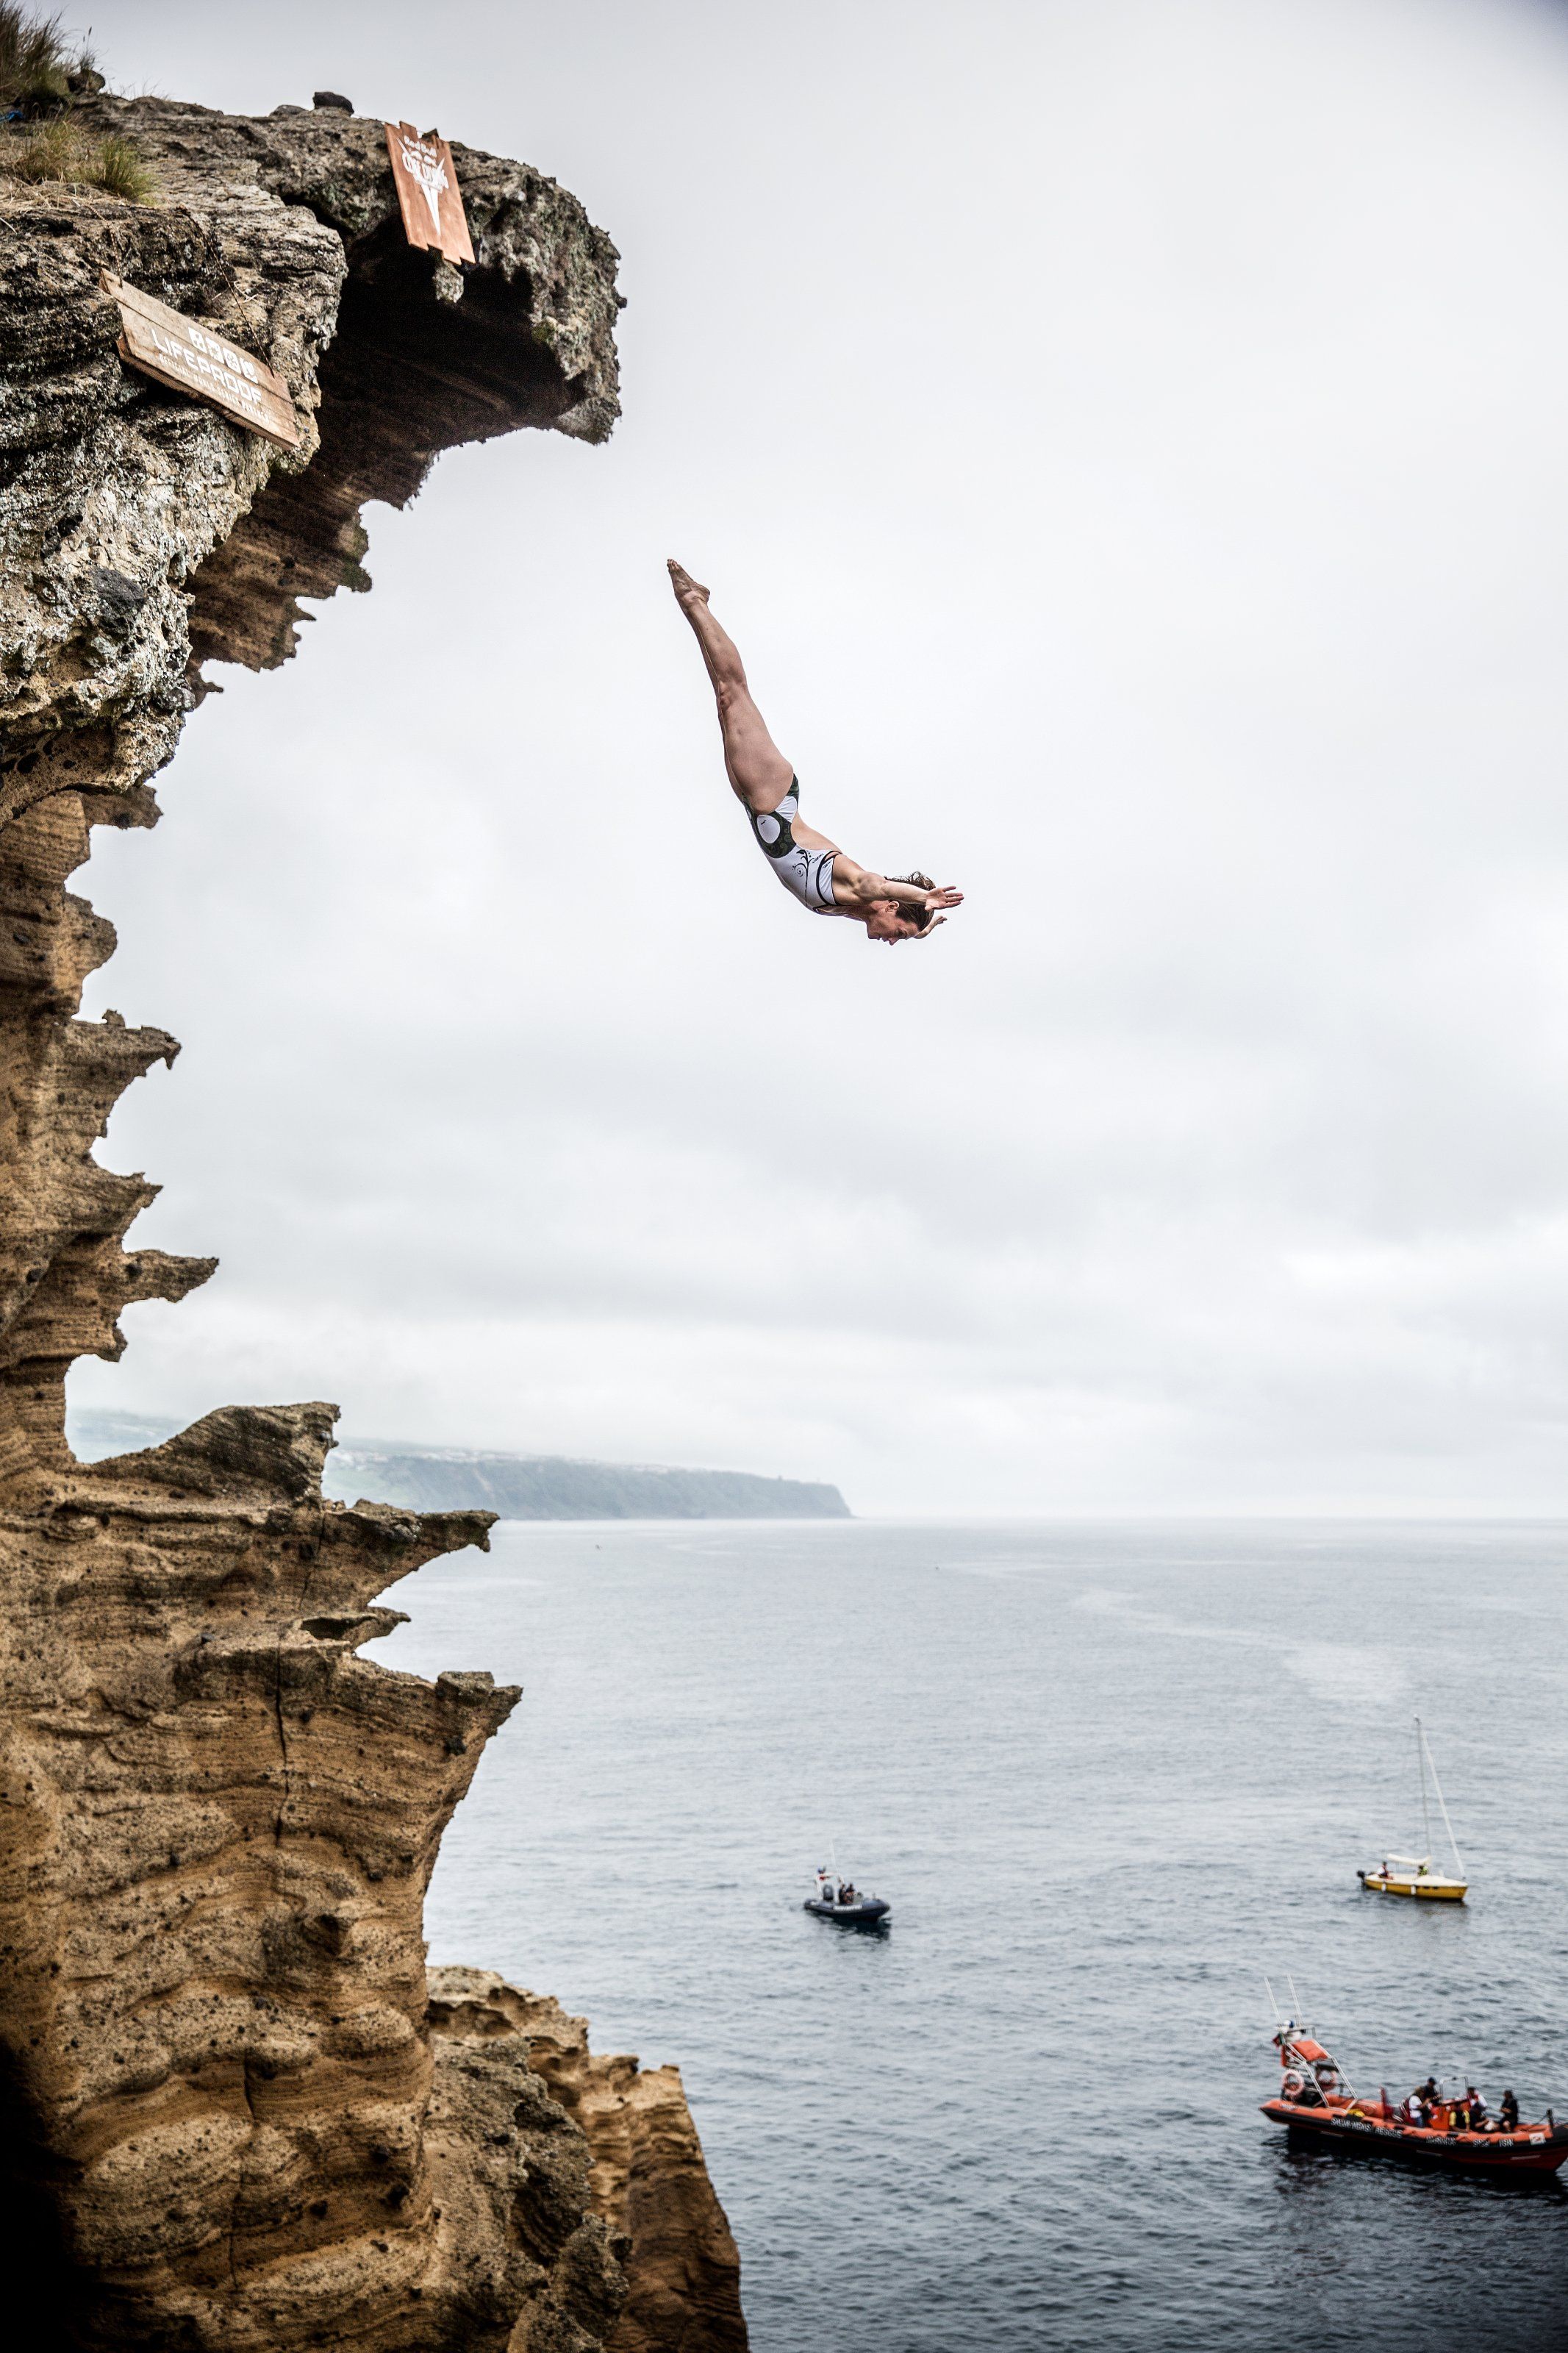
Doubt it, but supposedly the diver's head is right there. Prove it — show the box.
[864,899,937,944]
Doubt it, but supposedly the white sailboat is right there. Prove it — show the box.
[1358,1716,1468,1902]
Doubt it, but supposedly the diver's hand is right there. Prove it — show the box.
[928,885,964,910]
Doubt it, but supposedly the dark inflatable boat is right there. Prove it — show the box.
[804,1872,890,1925]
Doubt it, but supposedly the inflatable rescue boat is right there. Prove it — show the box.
[805,1868,890,1926]
[1262,2021,1567,2175]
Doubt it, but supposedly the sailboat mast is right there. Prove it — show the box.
[1416,1715,1433,1860]
[1420,1721,1466,1878]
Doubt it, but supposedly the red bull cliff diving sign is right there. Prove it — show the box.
[101,272,301,451]
[384,122,476,265]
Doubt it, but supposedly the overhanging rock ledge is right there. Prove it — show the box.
[0,91,745,2353]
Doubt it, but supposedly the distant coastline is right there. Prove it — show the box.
[68,1411,851,1521]
[329,1446,851,1521]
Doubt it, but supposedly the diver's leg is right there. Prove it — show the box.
[668,560,794,812]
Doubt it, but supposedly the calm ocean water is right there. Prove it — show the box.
[373,1520,1568,2352]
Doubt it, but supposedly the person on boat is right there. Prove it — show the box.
[840,1882,856,1906]
[1500,2089,1519,2130]
[668,561,964,943]
[1461,2086,1483,2130]
[1403,2090,1428,2126]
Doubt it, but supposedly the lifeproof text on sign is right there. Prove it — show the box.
[384,121,476,265]
[102,273,300,451]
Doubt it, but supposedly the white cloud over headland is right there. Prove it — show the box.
[68,0,1568,1511]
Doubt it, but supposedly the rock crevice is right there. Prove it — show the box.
[0,89,744,2353]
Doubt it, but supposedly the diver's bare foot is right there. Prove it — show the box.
[667,558,710,609]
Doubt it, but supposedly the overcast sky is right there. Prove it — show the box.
[65,0,1568,1513]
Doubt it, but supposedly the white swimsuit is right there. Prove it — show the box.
[748,779,846,915]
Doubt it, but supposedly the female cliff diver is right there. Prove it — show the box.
[668,560,964,942]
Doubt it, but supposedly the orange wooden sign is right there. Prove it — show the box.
[101,271,300,451]
[384,122,475,265]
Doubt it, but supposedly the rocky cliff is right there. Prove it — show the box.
[0,88,744,2352]
[429,1974,746,2353]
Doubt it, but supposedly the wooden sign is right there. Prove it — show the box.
[101,272,300,451]
[384,122,475,265]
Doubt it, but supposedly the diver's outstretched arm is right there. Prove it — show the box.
[833,860,964,924]
[668,560,794,813]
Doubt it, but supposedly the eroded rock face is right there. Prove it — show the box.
[0,1406,534,2351]
[0,92,622,1480]
[0,91,743,2353]
[429,1972,748,2353]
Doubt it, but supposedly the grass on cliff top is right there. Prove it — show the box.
[0,6,144,200]
[1,116,157,201]
[0,4,91,116]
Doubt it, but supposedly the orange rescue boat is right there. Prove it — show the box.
[1262,2019,1567,2177]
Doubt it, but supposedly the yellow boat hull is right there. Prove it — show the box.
[1358,1871,1467,1902]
